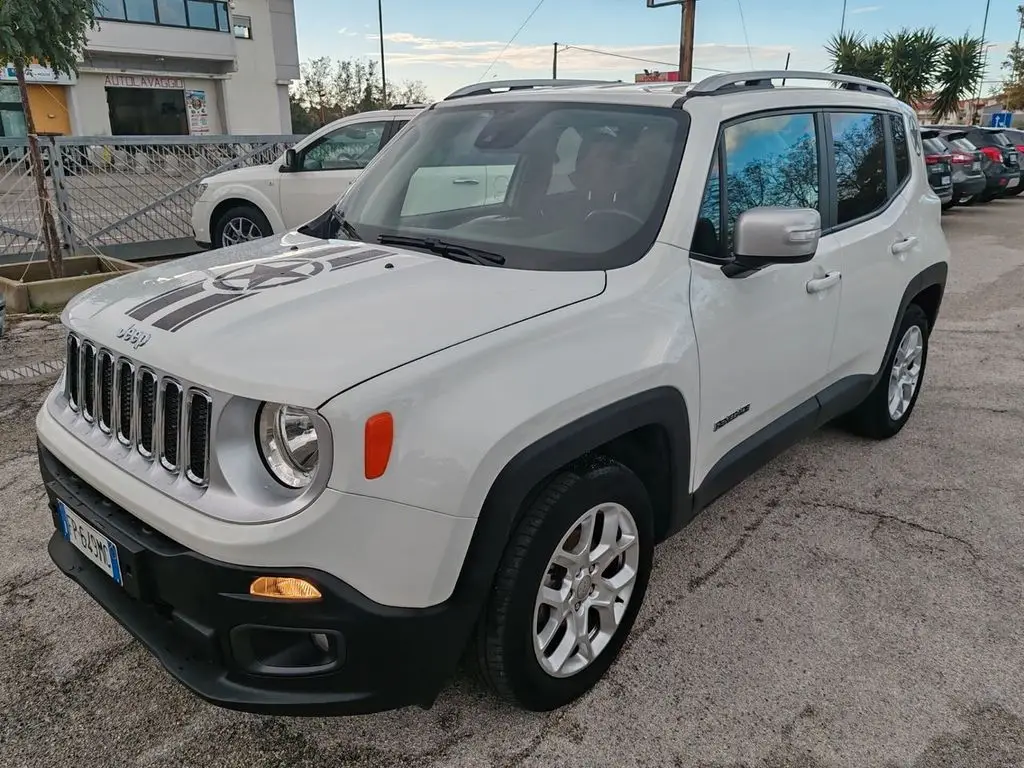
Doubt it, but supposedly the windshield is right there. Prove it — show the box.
[329,101,688,270]
[923,138,947,155]
[990,131,1013,147]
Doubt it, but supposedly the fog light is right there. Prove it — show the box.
[311,632,330,652]
[250,576,322,600]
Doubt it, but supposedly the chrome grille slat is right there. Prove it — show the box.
[63,333,212,489]
[66,335,80,410]
[138,369,157,458]
[81,341,96,422]
[185,390,212,486]
[116,360,134,446]
[98,351,115,434]
[160,380,183,473]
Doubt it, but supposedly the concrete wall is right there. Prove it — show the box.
[221,0,296,133]
[87,18,235,62]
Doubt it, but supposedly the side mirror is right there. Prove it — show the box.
[724,206,820,278]
[281,148,298,172]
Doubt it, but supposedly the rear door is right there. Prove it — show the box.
[278,118,391,228]
[829,109,920,380]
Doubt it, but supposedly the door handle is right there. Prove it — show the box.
[806,271,841,294]
[890,236,918,255]
[452,178,480,185]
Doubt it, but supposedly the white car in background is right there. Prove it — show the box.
[191,106,424,249]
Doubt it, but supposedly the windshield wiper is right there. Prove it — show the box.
[377,234,506,265]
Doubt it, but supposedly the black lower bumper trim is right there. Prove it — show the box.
[39,441,477,716]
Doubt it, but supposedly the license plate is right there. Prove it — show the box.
[57,500,123,585]
[973,161,981,170]
[1010,153,1018,163]
[941,176,951,185]
[1009,177,1020,188]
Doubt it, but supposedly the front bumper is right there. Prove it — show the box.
[190,199,214,246]
[40,442,472,716]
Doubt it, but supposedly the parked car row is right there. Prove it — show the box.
[921,124,1022,210]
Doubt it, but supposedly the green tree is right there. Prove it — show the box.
[391,79,431,105]
[825,31,886,81]
[288,90,317,134]
[882,27,943,104]
[930,34,986,122]
[0,0,96,278]
[1001,5,1024,111]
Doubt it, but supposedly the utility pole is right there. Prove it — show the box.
[840,0,847,35]
[377,0,388,105]
[970,0,993,124]
[553,42,558,79]
[680,0,696,81]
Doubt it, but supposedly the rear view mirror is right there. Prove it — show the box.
[724,206,820,278]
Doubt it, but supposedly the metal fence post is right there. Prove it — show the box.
[47,138,79,260]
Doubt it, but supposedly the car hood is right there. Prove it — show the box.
[63,232,606,407]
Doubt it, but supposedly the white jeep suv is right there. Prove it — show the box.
[38,71,949,716]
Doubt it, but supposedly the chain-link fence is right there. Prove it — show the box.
[0,134,301,266]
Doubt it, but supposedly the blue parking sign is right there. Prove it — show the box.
[990,111,1013,128]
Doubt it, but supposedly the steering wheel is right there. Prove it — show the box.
[584,208,644,226]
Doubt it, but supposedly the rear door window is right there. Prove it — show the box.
[830,112,888,226]
[890,115,911,185]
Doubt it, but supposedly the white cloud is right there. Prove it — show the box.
[849,5,882,14]
[370,31,795,75]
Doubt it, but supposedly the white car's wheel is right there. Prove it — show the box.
[473,457,654,711]
[213,205,272,249]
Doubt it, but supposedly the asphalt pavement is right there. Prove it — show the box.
[2,198,1024,767]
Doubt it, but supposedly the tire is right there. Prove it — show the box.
[472,457,655,711]
[941,200,954,211]
[843,303,929,440]
[212,204,272,249]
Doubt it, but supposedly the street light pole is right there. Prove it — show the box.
[970,0,993,124]
[553,42,558,79]
[378,0,388,105]
[840,0,847,35]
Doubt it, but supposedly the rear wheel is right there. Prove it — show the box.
[843,303,929,440]
[213,204,272,249]
[472,457,654,711]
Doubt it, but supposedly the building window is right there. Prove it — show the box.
[97,0,231,32]
[232,14,252,39]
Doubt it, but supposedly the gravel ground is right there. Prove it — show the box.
[3,199,1024,767]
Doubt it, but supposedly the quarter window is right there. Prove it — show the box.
[891,114,910,186]
[722,112,819,252]
[831,112,887,225]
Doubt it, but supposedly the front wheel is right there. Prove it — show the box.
[212,205,272,249]
[843,303,929,439]
[472,457,654,711]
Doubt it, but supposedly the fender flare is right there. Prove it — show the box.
[871,260,948,388]
[436,387,692,654]
[206,187,284,236]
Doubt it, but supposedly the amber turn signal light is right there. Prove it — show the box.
[364,411,394,479]
[249,576,322,600]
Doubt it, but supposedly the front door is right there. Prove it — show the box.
[279,118,390,229]
[688,111,842,488]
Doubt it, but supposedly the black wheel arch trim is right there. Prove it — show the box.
[211,199,272,239]
[872,260,947,389]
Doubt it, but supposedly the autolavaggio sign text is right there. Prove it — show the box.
[103,74,184,89]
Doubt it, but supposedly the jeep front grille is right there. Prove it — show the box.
[63,332,211,486]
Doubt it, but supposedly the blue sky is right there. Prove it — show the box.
[294,0,1022,100]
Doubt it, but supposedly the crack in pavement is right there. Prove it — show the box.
[814,501,980,565]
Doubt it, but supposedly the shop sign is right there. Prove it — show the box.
[103,74,184,89]
[2,63,76,85]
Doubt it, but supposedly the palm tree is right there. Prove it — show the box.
[825,31,886,81]
[883,28,944,104]
[931,34,986,122]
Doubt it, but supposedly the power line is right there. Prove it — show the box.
[736,0,754,68]
[560,44,728,73]
[479,0,547,82]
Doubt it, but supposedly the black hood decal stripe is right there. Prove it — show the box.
[126,281,205,321]
[152,292,253,332]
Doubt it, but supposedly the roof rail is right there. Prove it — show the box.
[443,79,621,101]
[686,70,894,98]
[388,102,428,110]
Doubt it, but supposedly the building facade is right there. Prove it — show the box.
[0,0,299,138]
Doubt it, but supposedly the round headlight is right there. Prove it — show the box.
[257,403,320,489]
